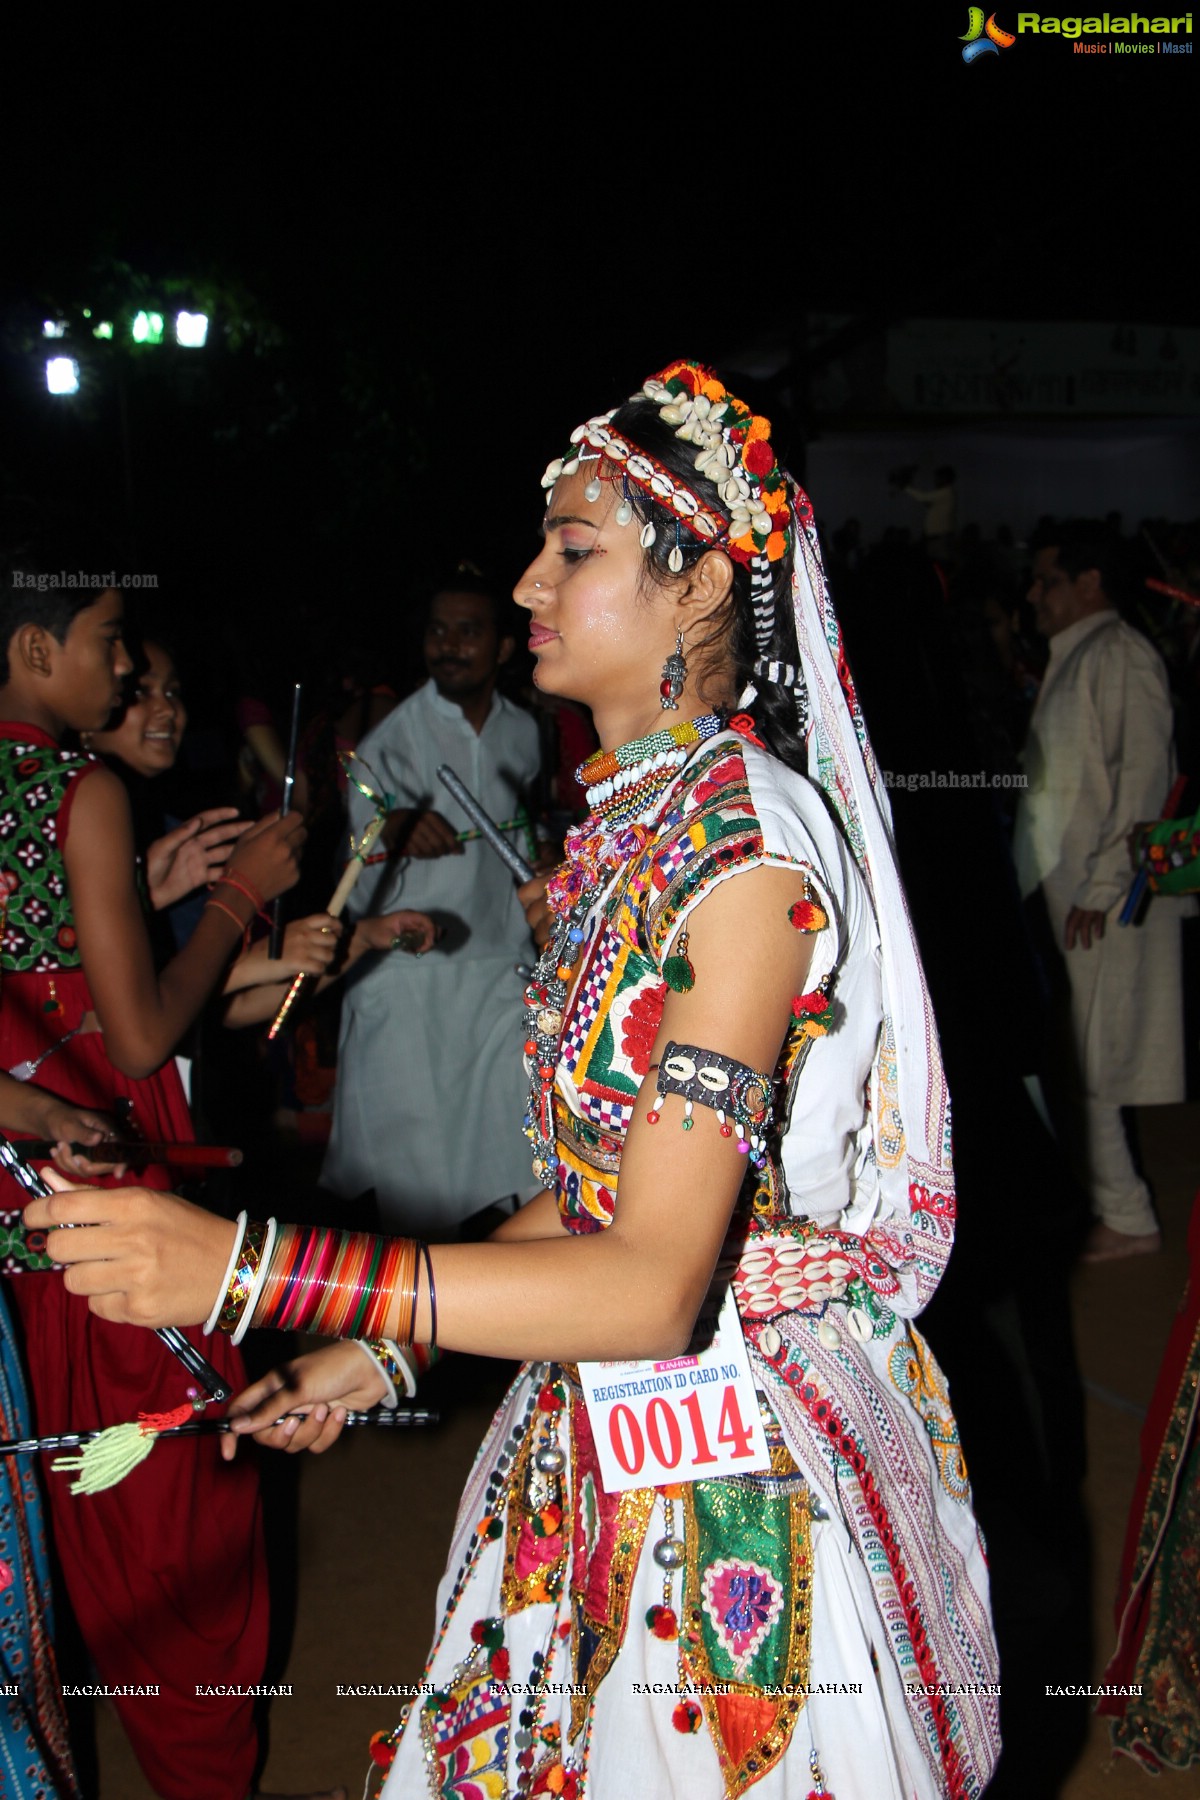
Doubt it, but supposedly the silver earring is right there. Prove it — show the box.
[659,632,687,711]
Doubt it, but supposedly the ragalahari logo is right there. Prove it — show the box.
[961,7,1017,58]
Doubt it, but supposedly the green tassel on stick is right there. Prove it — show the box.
[50,1400,201,1495]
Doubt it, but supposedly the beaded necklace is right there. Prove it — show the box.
[521,714,722,1187]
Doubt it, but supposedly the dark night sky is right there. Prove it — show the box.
[3,12,1195,680]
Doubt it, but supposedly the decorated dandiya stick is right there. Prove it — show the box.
[268,680,304,959]
[0,1407,439,1459]
[1145,575,1200,611]
[1119,773,1188,927]
[17,1140,244,1169]
[454,813,529,844]
[436,766,535,883]
[266,810,387,1040]
[0,1135,230,1402]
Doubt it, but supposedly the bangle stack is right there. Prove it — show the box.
[232,1217,277,1346]
[210,1223,438,1347]
[350,1338,418,1408]
[215,1219,270,1334]
[204,1213,248,1336]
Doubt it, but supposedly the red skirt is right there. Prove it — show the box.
[1,968,268,1800]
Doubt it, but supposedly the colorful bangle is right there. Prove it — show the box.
[204,1213,247,1336]
[348,1338,417,1408]
[231,1217,277,1346]
[216,1218,270,1335]
[249,1225,425,1345]
[383,1339,419,1397]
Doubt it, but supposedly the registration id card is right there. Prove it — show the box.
[578,1286,770,1494]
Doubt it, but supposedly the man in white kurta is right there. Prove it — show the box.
[1013,533,1185,1259]
[322,584,540,1234]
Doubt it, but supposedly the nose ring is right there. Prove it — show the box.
[533,581,544,589]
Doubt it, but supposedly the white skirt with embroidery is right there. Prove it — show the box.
[379,1362,944,1800]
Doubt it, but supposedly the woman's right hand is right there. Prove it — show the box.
[224,810,307,904]
[220,1342,390,1459]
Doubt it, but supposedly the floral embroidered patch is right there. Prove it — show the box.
[701,1557,785,1677]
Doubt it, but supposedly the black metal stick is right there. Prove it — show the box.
[436,766,534,882]
[268,680,303,958]
[0,1406,439,1457]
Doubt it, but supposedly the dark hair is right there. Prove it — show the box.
[427,562,518,641]
[1030,518,1122,602]
[0,516,128,686]
[0,565,114,687]
[604,394,808,775]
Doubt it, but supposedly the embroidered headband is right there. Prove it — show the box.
[542,360,793,655]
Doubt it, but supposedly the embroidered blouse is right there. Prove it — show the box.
[550,735,882,1238]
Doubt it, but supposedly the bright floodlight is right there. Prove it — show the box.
[175,311,209,348]
[93,321,113,339]
[42,320,66,339]
[132,310,165,344]
[46,357,80,395]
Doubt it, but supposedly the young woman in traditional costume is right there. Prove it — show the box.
[0,568,307,1800]
[28,365,1001,1799]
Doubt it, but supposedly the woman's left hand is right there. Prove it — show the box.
[219,1342,390,1460]
[22,1172,236,1328]
[146,809,252,911]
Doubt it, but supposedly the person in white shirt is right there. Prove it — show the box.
[321,573,541,1235]
[1013,526,1185,1261]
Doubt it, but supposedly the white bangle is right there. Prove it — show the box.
[347,1338,418,1408]
[231,1216,277,1346]
[204,1211,247,1336]
[348,1338,398,1408]
[386,1339,419,1399]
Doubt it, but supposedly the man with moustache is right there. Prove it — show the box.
[1013,524,1186,1262]
[322,568,540,1234]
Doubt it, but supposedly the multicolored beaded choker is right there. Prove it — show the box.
[522,715,722,1188]
[578,713,722,824]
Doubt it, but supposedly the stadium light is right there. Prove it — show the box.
[93,321,113,339]
[42,320,66,339]
[131,310,165,345]
[46,357,80,395]
[175,311,209,348]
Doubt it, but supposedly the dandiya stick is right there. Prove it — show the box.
[0,1407,439,1458]
[16,1140,243,1169]
[436,766,535,883]
[266,811,386,1041]
[1145,575,1200,611]
[268,680,303,959]
[1118,773,1188,928]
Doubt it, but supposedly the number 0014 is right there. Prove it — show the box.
[607,1383,756,1477]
